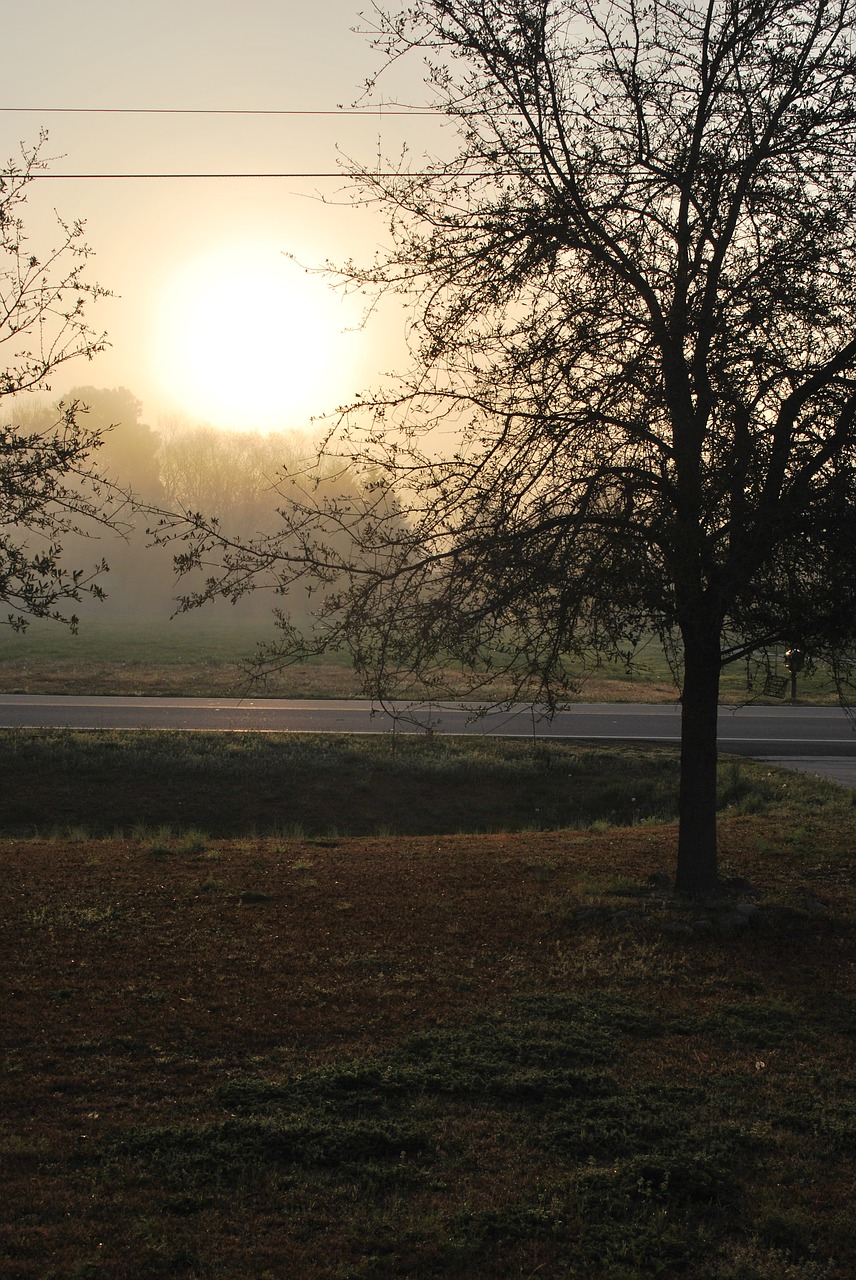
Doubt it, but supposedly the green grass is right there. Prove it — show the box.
[78,994,856,1277]
[0,728,839,838]
[0,616,363,698]
[0,615,844,702]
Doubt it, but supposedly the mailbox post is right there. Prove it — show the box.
[783,647,805,705]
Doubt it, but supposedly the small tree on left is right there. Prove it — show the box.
[1,134,124,629]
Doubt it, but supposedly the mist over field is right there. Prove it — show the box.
[3,384,843,708]
[5,385,338,634]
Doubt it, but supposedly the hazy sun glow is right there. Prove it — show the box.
[153,243,361,433]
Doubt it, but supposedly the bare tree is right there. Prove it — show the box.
[168,0,856,893]
[1,136,126,628]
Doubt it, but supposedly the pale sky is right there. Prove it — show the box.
[2,1,445,434]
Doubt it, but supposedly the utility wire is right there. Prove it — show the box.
[0,171,498,180]
[0,105,442,116]
[0,103,498,179]
[0,172,369,179]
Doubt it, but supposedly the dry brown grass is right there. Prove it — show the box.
[0,655,680,702]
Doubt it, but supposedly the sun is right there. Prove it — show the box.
[153,242,361,433]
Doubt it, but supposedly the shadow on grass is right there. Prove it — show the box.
[1,729,845,840]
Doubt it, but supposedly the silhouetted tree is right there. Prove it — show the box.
[168,0,856,893]
[153,420,379,623]
[1,136,126,628]
[66,386,163,500]
[156,420,309,534]
[152,421,333,622]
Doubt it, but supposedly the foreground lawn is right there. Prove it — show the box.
[2,770,855,1276]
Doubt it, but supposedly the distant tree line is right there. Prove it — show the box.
[9,386,343,624]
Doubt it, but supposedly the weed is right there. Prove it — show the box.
[176,829,208,855]
[714,1240,833,1279]
[45,824,92,843]
[277,822,307,840]
[527,860,558,883]
[25,902,123,930]
[141,824,177,857]
[0,1135,51,1161]
[136,987,167,1004]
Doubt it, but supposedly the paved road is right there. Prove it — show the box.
[1,694,854,781]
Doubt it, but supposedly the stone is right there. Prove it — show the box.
[723,876,755,893]
[661,921,694,937]
[647,871,672,889]
[718,910,750,932]
[764,904,805,926]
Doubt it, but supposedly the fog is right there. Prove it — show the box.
[7,386,349,636]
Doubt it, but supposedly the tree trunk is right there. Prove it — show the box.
[675,631,722,895]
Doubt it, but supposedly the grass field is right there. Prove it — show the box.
[0,731,799,839]
[0,616,842,703]
[2,732,855,1278]
[0,618,369,700]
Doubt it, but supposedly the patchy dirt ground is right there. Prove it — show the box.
[3,829,667,1065]
[3,819,849,1128]
[2,824,855,1278]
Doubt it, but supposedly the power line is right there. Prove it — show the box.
[0,105,441,116]
[0,171,496,180]
[0,103,500,180]
[0,172,363,179]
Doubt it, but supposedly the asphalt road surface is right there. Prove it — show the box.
[1,694,855,784]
